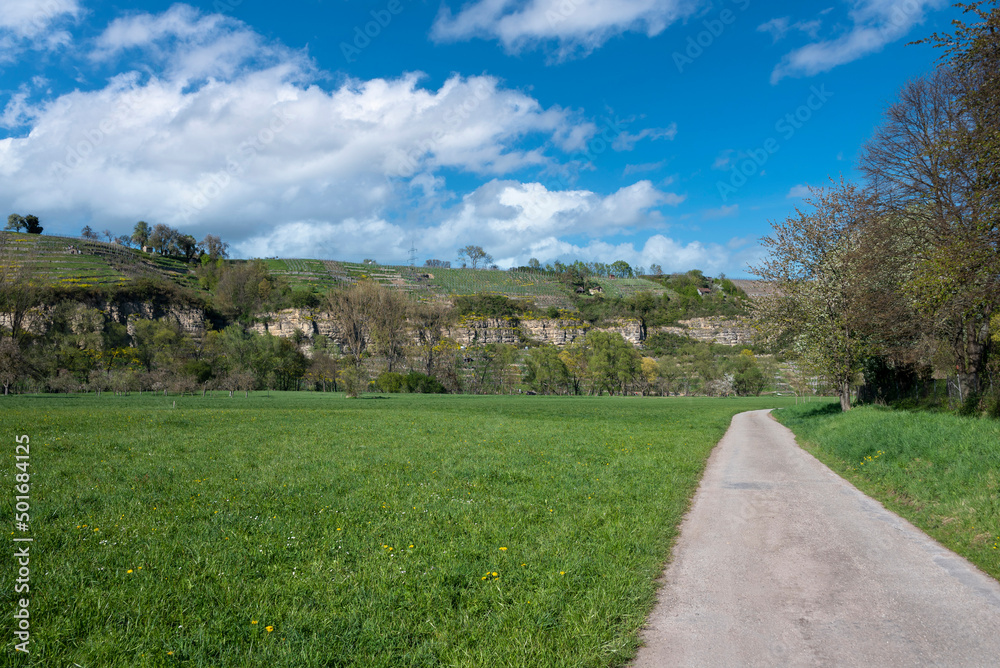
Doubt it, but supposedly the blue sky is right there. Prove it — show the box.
[0,0,961,276]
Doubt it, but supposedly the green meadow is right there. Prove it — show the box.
[775,403,1000,582]
[1,393,794,667]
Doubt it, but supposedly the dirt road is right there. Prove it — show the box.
[632,409,1000,667]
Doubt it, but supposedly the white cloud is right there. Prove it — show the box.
[432,0,703,60]
[0,0,79,62]
[230,179,681,263]
[237,218,408,260]
[786,183,813,198]
[503,233,739,275]
[0,0,79,37]
[757,16,822,42]
[426,179,680,259]
[612,123,677,151]
[769,0,946,84]
[3,6,701,267]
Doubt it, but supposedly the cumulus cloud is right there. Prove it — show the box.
[0,0,79,62]
[431,0,703,60]
[229,179,683,263]
[769,0,946,84]
[503,233,749,275]
[2,5,697,267]
[0,7,589,238]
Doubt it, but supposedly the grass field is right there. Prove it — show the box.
[775,404,1000,582]
[1,393,795,667]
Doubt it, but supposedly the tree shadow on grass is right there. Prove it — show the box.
[798,402,842,418]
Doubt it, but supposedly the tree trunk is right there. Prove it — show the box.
[839,380,852,411]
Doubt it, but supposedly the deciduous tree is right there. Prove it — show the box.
[750,180,880,411]
[458,245,492,270]
[132,221,151,249]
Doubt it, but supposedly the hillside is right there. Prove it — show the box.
[6,231,742,317]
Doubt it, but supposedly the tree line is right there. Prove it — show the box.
[751,3,1000,415]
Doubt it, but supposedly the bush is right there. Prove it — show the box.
[985,392,1000,420]
[376,371,406,393]
[404,371,447,394]
[338,366,367,398]
[288,290,320,309]
[453,294,531,319]
[958,391,982,417]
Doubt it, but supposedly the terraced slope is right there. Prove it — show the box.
[1,232,195,289]
[3,231,676,308]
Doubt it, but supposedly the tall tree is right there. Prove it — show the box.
[5,214,25,232]
[585,331,640,395]
[148,224,179,255]
[325,281,407,369]
[132,221,151,249]
[214,261,273,324]
[198,234,230,260]
[408,301,451,377]
[524,345,570,394]
[176,234,199,261]
[750,180,881,411]
[860,67,994,398]
[458,245,492,270]
[6,214,41,234]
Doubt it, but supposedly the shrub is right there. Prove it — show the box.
[403,371,447,394]
[288,290,320,309]
[338,366,367,398]
[958,391,982,417]
[376,371,406,393]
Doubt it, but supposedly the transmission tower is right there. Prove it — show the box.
[408,241,417,268]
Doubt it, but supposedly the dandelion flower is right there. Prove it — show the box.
[127,570,133,574]
[266,626,274,632]
[499,547,507,551]
[251,621,258,625]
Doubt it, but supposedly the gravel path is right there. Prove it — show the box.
[632,409,1000,667]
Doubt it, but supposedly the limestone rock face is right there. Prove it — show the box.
[443,317,523,346]
[2,299,750,351]
[108,301,206,339]
[250,309,344,345]
[520,318,589,345]
[601,319,643,345]
[652,317,751,346]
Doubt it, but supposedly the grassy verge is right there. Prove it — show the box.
[774,403,1000,582]
[2,394,793,667]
